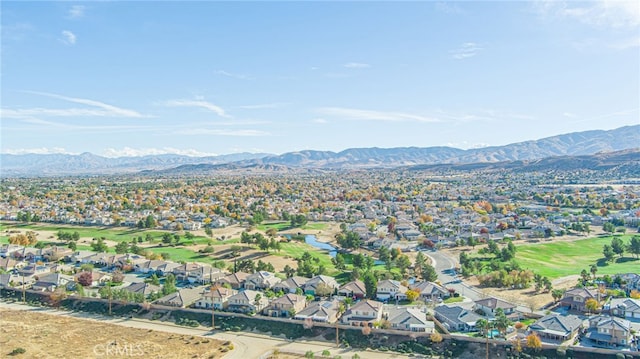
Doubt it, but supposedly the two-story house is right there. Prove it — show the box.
[608,298,640,320]
[264,293,307,317]
[226,290,269,313]
[560,287,600,312]
[194,287,237,310]
[244,271,281,290]
[376,279,408,301]
[585,315,632,348]
[341,299,384,327]
[303,275,339,296]
[337,280,367,299]
[173,263,225,284]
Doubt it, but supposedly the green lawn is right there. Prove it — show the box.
[275,241,337,274]
[0,222,169,243]
[145,246,213,263]
[301,223,328,231]
[515,235,639,279]
[256,222,291,231]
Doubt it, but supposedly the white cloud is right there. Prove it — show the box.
[450,42,483,60]
[214,70,252,80]
[317,107,439,123]
[11,118,148,132]
[2,91,147,118]
[535,0,640,29]
[2,147,79,155]
[61,30,76,45]
[311,118,328,124]
[609,36,640,49]
[165,99,230,118]
[102,147,218,158]
[435,2,463,14]
[343,62,371,68]
[236,103,288,109]
[177,129,270,136]
[68,5,85,19]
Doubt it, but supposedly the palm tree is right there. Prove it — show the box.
[590,264,598,280]
[476,318,490,337]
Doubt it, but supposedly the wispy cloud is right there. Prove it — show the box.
[317,107,439,123]
[2,91,147,118]
[177,129,270,136]
[2,147,79,155]
[450,42,483,60]
[534,0,640,29]
[609,36,640,49]
[61,30,76,45]
[214,70,253,80]
[2,23,35,42]
[165,99,230,118]
[102,147,218,158]
[236,102,289,110]
[343,62,371,68]
[435,2,463,14]
[68,5,85,19]
[311,118,328,124]
[17,118,147,131]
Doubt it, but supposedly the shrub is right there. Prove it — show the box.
[9,348,26,356]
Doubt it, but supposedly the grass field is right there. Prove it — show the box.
[515,235,639,279]
[255,221,328,232]
[1,222,168,242]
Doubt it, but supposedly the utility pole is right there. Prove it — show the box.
[22,272,26,304]
[108,281,112,316]
[210,284,216,330]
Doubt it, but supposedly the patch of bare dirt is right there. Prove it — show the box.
[0,308,230,359]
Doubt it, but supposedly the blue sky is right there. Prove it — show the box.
[1,1,638,157]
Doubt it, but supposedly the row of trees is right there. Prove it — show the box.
[602,235,640,261]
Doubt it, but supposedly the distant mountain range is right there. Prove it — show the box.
[1,125,639,176]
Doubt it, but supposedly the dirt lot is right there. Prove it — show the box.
[0,308,230,359]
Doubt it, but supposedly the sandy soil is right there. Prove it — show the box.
[0,308,229,359]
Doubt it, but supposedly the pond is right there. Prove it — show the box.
[304,234,337,258]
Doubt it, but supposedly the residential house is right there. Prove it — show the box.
[294,300,340,323]
[608,298,640,320]
[338,280,366,299]
[376,279,408,301]
[272,276,307,294]
[214,272,249,289]
[226,290,269,313]
[264,293,307,317]
[341,299,384,327]
[560,287,600,312]
[122,282,162,298]
[31,273,73,292]
[74,271,112,287]
[135,259,170,274]
[434,304,483,332]
[386,307,434,333]
[194,287,237,310]
[154,287,203,308]
[244,271,281,290]
[528,314,583,342]
[474,297,517,318]
[585,315,632,348]
[0,244,24,259]
[303,275,339,296]
[0,273,15,288]
[173,263,225,284]
[410,281,448,302]
[69,250,96,264]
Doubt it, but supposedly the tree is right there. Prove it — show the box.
[363,272,377,299]
[590,264,598,279]
[603,222,615,233]
[378,246,390,264]
[611,237,625,257]
[91,238,108,252]
[204,227,213,238]
[405,289,419,302]
[494,308,512,336]
[77,271,93,287]
[315,283,334,297]
[476,318,490,337]
[580,269,590,283]
[163,274,177,295]
[603,244,615,262]
[628,235,640,259]
[396,254,412,274]
[585,298,599,314]
[145,214,157,229]
[421,264,438,282]
[526,333,542,351]
[551,289,564,302]
[332,253,346,270]
[114,241,129,254]
[111,270,124,284]
[430,332,443,343]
